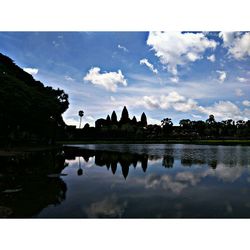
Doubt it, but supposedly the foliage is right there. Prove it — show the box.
[0,53,69,144]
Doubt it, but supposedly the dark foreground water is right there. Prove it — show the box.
[1,144,250,218]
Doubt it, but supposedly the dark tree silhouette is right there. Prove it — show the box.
[83,123,90,129]
[0,53,69,144]
[206,114,216,124]
[179,119,192,129]
[161,118,173,128]
[95,118,108,128]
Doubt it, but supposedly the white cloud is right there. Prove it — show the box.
[140,96,160,110]
[85,115,95,121]
[237,77,248,83]
[191,114,202,119]
[216,70,227,83]
[219,32,235,47]
[147,31,217,75]
[138,91,193,111]
[147,117,161,125]
[64,114,95,127]
[83,67,127,92]
[23,67,38,76]
[219,32,250,60]
[207,54,216,62]
[118,44,128,52]
[197,101,243,120]
[110,96,116,102]
[173,98,198,112]
[136,89,250,121]
[164,91,186,103]
[242,100,250,107]
[169,76,179,83]
[64,75,74,81]
[235,88,244,97]
[139,58,158,74]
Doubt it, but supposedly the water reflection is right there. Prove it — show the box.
[65,147,153,179]
[55,144,250,218]
[1,144,250,218]
[63,145,250,180]
[0,149,67,217]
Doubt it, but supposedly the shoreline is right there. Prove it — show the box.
[0,145,61,157]
[1,139,250,156]
[59,139,250,146]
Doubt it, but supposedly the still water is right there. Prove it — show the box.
[1,144,250,218]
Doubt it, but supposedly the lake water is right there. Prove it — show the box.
[1,144,250,218]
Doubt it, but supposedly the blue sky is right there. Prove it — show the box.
[1,31,250,126]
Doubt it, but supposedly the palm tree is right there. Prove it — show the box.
[161,118,173,128]
[78,110,84,128]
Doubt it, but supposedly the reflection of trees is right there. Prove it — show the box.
[162,148,174,168]
[0,149,67,218]
[162,155,174,168]
[209,160,217,169]
[0,149,66,176]
[63,145,250,180]
[0,176,67,218]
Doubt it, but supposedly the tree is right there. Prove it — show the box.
[161,118,173,128]
[236,120,245,128]
[161,118,173,135]
[140,112,147,127]
[78,110,84,128]
[179,119,191,129]
[206,114,216,125]
[0,53,70,143]
[192,120,206,135]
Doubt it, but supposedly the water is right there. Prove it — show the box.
[1,144,250,218]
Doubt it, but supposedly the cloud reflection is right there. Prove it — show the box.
[85,195,127,218]
[145,164,245,194]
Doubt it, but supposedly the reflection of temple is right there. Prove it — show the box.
[63,146,228,179]
[94,150,149,179]
[64,147,149,179]
[0,149,67,218]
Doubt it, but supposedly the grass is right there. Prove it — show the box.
[0,145,61,157]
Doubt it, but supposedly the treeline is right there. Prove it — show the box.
[69,108,250,141]
[0,53,69,145]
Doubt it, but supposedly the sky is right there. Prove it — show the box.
[0,31,250,126]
